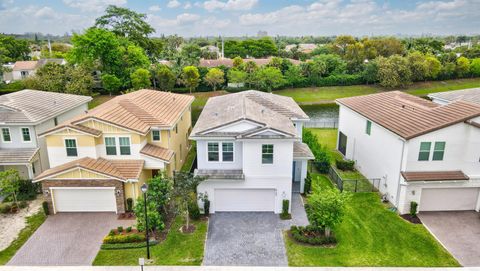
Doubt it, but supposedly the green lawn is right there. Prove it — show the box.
[275,85,379,104]
[89,95,115,109]
[93,216,207,266]
[181,141,197,172]
[286,175,459,267]
[403,78,480,96]
[0,211,46,265]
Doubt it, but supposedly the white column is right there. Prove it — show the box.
[300,160,308,194]
[26,164,34,180]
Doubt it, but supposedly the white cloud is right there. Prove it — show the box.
[184,2,192,9]
[148,5,161,12]
[204,0,258,12]
[167,0,181,8]
[62,0,127,13]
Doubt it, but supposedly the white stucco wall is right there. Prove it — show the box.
[196,140,243,170]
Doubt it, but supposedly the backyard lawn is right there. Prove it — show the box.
[93,217,207,266]
[89,95,115,109]
[285,176,460,266]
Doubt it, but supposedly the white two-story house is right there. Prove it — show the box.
[0,89,91,179]
[190,90,314,214]
[336,91,480,214]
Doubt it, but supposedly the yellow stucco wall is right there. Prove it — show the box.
[46,132,96,147]
[169,107,192,173]
[53,168,109,179]
[124,169,152,203]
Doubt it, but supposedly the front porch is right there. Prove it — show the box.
[292,141,314,193]
[0,148,40,179]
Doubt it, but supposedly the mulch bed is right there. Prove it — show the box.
[180,224,196,234]
[287,231,336,248]
[117,212,136,220]
[401,214,422,224]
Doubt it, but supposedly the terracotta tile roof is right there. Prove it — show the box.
[39,124,102,137]
[293,142,315,159]
[140,143,174,162]
[12,61,38,71]
[191,90,308,138]
[72,90,193,134]
[336,91,480,139]
[0,89,92,124]
[401,171,469,182]
[0,148,39,164]
[34,157,144,182]
[428,87,480,105]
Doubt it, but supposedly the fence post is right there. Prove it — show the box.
[355,180,358,192]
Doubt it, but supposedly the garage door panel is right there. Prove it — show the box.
[53,188,117,213]
[215,189,275,212]
[420,188,480,211]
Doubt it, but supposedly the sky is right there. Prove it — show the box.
[0,0,479,37]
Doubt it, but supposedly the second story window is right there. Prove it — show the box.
[1,128,11,142]
[366,120,372,135]
[105,137,117,155]
[207,142,219,161]
[21,128,31,142]
[119,137,131,155]
[152,130,161,141]
[432,142,446,161]
[65,139,78,157]
[418,142,431,161]
[222,142,234,162]
[262,144,274,164]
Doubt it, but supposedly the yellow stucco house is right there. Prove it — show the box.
[33,89,194,214]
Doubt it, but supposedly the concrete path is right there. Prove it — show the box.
[419,211,480,267]
[203,193,308,266]
[8,213,134,266]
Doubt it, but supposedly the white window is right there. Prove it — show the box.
[119,137,131,155]
[207,142,219,161]
[65,139,78,157]
[105,137,117,155]
[1,128,11,142]
[222,142,234,162]
[262,144,274,164]
[152,130,161,141]
[21,128,31,142]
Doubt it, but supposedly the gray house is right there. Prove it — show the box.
[0,90,91,179]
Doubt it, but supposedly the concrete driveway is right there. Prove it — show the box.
[203,193,308,266]
[419,211,480,267]
[8,213,134,266]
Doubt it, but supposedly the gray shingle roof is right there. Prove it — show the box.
[293,142,315,159]
[428,87,480,105]
[191,90,309,138]
[0,89,92,125]
[0,148,39,164]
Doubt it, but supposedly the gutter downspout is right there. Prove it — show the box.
[395,139,406,210]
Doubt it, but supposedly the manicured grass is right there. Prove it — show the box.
[286,177,459,267]
[275,85,379,104]
[93,216,208,266]
[0,211,46,265]
[89,95,115,109]
[190,90,228,108]
[404,78,480,96]
[181,141,197,172]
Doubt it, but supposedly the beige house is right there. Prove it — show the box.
[34,90,194,214]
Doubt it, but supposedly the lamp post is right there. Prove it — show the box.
[140,183,150,260]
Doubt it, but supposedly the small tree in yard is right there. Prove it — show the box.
[0,169,21,206]
[181,66,200,93]
[134,198,164,234]
[147,171,173,216]
[204,68,225,91]
[306,189,349,237]
[172,172,204,231]
[130,68,151,89]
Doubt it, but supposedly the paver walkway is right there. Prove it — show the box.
[203,193,308,266]
[8,213,134,266]
[419,211,480,267]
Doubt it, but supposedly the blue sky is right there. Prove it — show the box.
[0,0,479,36]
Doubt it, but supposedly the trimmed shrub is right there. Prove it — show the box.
[410,201,418,217]
[303,129,331,173]
[290,225,336,245]
[101,240,159,250]
[204,199,210,215]
[126,198,133,212]
[304,172,312,194]
[0,203,12,214]
[117,226,124,233]
[280,199,291,220]
[335,159,355,171]
[103,233,146,244]
[188,201,201,220]
[42,201,49,216]
[18,201,28,209]
[108,230,116,236]
[3,180,40,202]
[126,226,132,233]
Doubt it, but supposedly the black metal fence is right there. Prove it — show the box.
[328,166,381,193]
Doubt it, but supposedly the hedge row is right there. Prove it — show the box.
[100,240,159,250]
[103,233,146,244]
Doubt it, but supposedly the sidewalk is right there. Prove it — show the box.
[0,267,475,271]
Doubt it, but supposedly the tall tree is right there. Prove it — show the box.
[204,68,225,91]
[130,68,151,90]
[251,67,286,92]
[154,65,176,91]
[181,66,200,93]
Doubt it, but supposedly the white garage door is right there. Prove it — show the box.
[52,188,117,213]
[215,189,275,212]
[420,188,480,211]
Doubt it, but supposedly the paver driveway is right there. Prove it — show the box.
[203,193,308,266]
[419,211,480,267]
[8,213,133,266]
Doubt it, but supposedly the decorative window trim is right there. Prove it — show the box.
[1,127,12,143]
[262,144,274,164]
[21,127,32,142]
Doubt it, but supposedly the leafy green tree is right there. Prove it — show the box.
[362,61,378,84]
[232,56,243,69]
[243,60,258,74]
[345,42,367,73]
[425,55,442,79]
[0,34,30,63]
[147,171,173,216]
[33,63,67,92]
[470,58,480,77]
[440,62,457,79]
[227,68,247,84]
[456,56,470,77]
[134,198,164,233]
[204,68,225,91]
[181,66,200,93]
[376,55,412,88]
[172,172,204,230]
[306,189,349,237]
[267,57,283,69]
[154,65,176,91]
[101,74,123,94]
[330,35,356,56]
[179,43,201,66]
[407,51,428,81]
[300,60,327,84]
[313,54,347,76]
[130,68,151,89]
[251,67,286,92]
[65,66,94,95]
[121,44,150,76]
[284,65,306,87]
[0,169,21,206]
